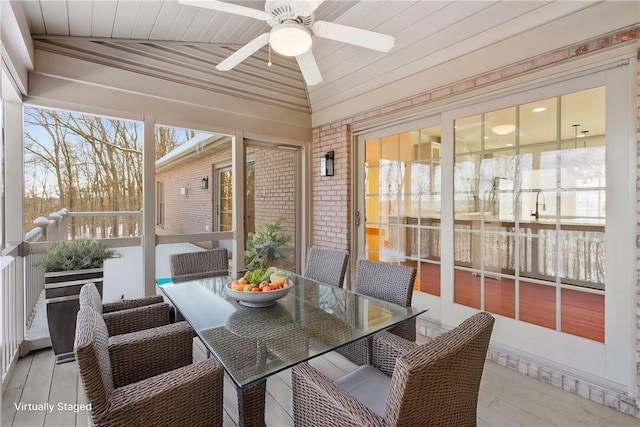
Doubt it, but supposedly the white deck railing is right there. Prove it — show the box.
[1,245,23,392]
[25,208,143,242]
[24,253,44,329]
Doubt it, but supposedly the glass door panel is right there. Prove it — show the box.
[519,97,558,146]
[452,86,606,342]
[363,125,442,295]
[217,167,233,232]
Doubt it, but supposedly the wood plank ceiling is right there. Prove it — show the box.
[19,1,640,120]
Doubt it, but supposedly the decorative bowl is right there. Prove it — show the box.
[225,279,292,307]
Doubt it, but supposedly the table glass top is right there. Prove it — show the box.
[159,273,427,387]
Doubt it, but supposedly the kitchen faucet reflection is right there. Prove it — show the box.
[531,191,546,220]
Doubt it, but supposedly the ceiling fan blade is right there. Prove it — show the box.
[295,50,322,86]
[311,21,394,52]
[179,0,271,21]
[216,33,270,71]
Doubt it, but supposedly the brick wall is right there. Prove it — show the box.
[249,146,296,268]
[312,25,640,418]
[250,147,296,236]
[311,126,351,251]
[156,148,231,236]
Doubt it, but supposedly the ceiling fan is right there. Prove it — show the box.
[179,0,395,86]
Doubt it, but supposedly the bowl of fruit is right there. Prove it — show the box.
[226,268,292,307]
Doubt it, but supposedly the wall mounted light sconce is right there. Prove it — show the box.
[201,177,209,189]
[320,151,334,177]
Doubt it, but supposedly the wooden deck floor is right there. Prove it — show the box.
[2,338,637,427]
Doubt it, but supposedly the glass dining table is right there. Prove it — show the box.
[159,272,427,427]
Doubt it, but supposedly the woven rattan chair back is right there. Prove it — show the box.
[383,312,495,426]
[355,259,417,342]
[74,308,114,423]
[337,260,417,364]
[303,247,349,287]
[170,248,229,282]
[354,259,416,307]
[79,282,104,314]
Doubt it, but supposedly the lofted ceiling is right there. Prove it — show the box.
[18,1,640,126]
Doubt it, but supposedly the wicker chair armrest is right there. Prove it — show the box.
[108,321,194,388]
[105,359,224,427]
[292,363,383,427]
[103,303,171,336]
[372,331,417,376]
[103,295,165,313]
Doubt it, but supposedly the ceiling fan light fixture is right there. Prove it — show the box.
[270,22,312,57]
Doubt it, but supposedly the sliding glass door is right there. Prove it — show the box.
[356,64,634,388]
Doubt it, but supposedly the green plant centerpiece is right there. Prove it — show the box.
[244,219,291,271]
[38,239,121,363]
[38,238,121,272]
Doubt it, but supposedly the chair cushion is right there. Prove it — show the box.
[334,365,390,418]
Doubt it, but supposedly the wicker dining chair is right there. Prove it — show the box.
[169,248,229,324]
[337,259,417,365]
[292,312,495,427]
[74,307,224,427]
[79,282,171,336]
[303,247,350,287]
[170,248,229,283]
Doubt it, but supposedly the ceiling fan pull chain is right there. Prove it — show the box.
[268,44,272,67]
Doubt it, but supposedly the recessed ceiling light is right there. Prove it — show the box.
[491,124,516,135]
[506,143,514,147]
[532,107,547,113]
[483,136,488,139]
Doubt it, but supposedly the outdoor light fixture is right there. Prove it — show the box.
[201,177,209,190]
[320,151,334,177]
[270,22,312,57]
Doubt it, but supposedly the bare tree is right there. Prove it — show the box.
[23,107,184,237]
